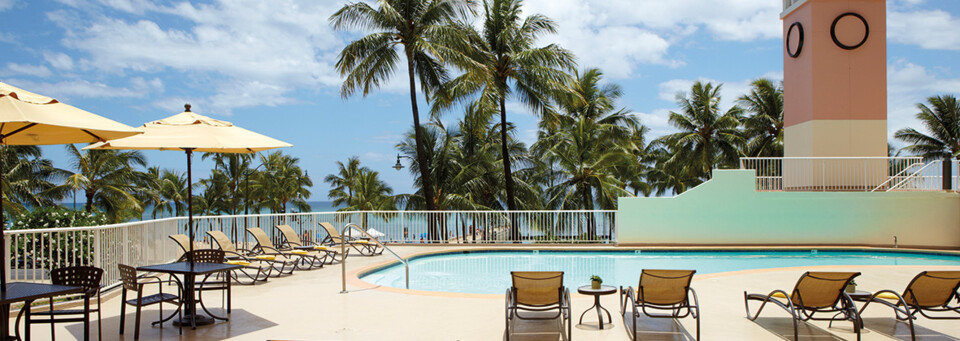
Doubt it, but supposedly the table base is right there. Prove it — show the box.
[578,295,613,329]
[172,314,216,327]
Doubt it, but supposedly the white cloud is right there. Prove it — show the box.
[43,52,74,70]
[887,61,960,138]
[2,63,53,78]
[361,151,390,162]
[7,77,163,99]
[632,109,675,139]
[0,0,13,12]
[51,0,348,113]
[888,9,960,50]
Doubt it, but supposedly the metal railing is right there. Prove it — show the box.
[341,223,408,291]
[739,157,927,192]
[3,210,615,288]
[882,160,960,192]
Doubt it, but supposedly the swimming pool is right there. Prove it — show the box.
[360,249,960,294]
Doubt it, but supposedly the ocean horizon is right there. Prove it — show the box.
[57,200,341,220]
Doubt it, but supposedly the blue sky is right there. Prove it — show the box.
[1,0,959,200]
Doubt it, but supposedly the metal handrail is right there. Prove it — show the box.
[872,161,926,191]
[885,160,940,192]
[341,223,409,290]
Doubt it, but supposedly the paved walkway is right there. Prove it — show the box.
[10,245,960,340]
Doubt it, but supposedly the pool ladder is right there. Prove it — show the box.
[340,223,410,292]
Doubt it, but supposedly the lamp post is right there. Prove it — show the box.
[393,154,408,171]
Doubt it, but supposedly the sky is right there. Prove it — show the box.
[1,0,959,200]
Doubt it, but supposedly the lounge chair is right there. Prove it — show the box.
[275,224,345,264]
[745,271,862,341]
[505,271,571,341]
[205,230,279,281]
[319,222,384,256]
[858,271,960,340]
[620,269,700,340]
[246,227,322,270]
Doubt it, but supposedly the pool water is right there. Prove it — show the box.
[360,250,960,294]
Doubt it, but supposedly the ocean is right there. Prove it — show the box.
[59,200,341,220]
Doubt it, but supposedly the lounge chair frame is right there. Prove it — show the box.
[205,230,278,281]
[858,271,960,341]
[319,222,384,256]
[504,271,571,341]
[275,224,343,264]
[619,269,700,340]
[744,271,861,341]
[247,227,322,270]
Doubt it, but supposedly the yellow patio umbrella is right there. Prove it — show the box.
[0,81,142,286]
[85,104,292,263]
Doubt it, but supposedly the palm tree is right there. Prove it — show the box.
[1,146,66,215]
[202,153,253,215]
[324,157,365,208]
[330,0,474,213]
[62,145,148,222]
[258,151,311,213]
[737,79,784,157]
[895,94,960,187]
[432,0,575,240]
[657,81,744,181]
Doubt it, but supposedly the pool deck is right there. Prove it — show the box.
[16,245,960,340]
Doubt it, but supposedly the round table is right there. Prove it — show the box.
[577,285,617,329]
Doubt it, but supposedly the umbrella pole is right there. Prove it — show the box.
[0,140,5,288]
[186,149,194,269]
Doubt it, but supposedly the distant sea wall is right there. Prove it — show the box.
[617,170,960,248]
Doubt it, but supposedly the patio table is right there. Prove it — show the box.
[137,262,241,328]
[1,282,87,341]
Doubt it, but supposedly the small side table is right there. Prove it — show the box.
[577,285,617,329]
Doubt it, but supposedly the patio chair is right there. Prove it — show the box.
[319,222,384,256]
[275,224,344,264]
[16,266,104,341]
[505,271,571,341]
[745,271,862,341]
[858,271,960,340]
[117,263,183,340]
[183,249,232,319]
[246,227,321,270]
[620,269,700,340]
[205,230,278,281]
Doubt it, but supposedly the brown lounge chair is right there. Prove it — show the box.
[620,269,700,340]
[745,271,862,341]
[205,230,279,281]
[505,271,571,341]
[275,224,345,264]
[858,271,960,340]
[247,227,322,270]
[319,222,384,256]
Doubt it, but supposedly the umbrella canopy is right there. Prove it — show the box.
[85,104,291,268]
[0,81,141,288]
[85,104,291,152]
[0,82,141,144]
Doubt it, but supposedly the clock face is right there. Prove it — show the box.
[786,22,804,58]
[831,12,869,50]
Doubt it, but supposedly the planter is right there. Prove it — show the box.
[591,280,601,289]
[845,283,856,293]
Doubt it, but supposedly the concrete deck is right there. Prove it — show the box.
[12,245,960,340]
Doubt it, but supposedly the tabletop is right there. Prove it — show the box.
[577,285,617,296]
[137,262,243,275]
[0,282,83,304]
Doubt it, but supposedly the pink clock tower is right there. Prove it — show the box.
[781,0,888,189]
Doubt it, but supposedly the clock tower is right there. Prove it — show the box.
[781,0,888,189]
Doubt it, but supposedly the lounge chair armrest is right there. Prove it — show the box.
[505,288,514,319]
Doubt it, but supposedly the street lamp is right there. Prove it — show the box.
[393,154,407,171]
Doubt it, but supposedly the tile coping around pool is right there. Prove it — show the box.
[346,245,960,299]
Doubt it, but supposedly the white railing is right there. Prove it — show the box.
[884,160,960,192]
[3,210,616,288]
[739,157,926,192]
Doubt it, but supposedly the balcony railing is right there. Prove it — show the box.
[739,157,960,192]
[3,210,616,287]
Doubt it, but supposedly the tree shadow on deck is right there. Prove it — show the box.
[750,317,846,340]
[62,308,277,340]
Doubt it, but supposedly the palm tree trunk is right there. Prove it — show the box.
[84,190,94,212]
[406,52,439,242]
[499,98,520,241]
